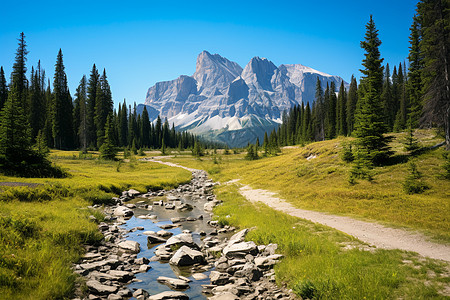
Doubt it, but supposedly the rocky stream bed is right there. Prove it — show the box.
[73,169,295,300]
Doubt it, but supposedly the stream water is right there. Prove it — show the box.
[119,186,228,299]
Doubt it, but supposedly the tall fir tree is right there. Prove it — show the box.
[346,75,358,135]
[99,114,117,160]
[141,106,150,148]
[407,15,424,128]
[119,100,128,147]
[75,75,88,151]
[0,66,8,110]
[417,0,450,148]
[314,77,325,141]
[393,63,407,131]
[51,49,73,149]
[94,69,113,148]
[337,80,347,136]
[354,15,391,169]
[86,64,99,149]
[381,64,395,130]
[11,32,29,114]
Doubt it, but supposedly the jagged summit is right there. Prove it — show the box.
[140,51,348,147]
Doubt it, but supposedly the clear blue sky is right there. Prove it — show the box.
[0,0,417,109]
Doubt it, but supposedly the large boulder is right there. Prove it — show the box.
[209,271,231,285]
[222,241,258,258]
[118,240,140,253]
[165,233,197,249]
[169,246,206,266]
[113,206,133,217]
[147,233,167,244]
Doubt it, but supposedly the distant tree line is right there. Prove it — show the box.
[264,0,449,151]
[0,33,211,174]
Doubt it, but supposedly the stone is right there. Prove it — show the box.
[209,271,231,285]
[228,229,248,245]
[118,240,140,253]
[135,257,150,264]
[86,280,118,295]
[169,246,206,266]
[165,233,197,249]
[127,189,141,198]
[223,241,258,258]
[148,291,189,300]
[125,203,136,209]
[171,217,186,223]
[192,273,208,280]
[139,264,151,272]
[165,203,175,210]
[107,295,122,300]
[156,230,173,237]
[113,206,133,217]
[159,224,177,229]
[147,233,167,244]
[157,276,190,289]
[108,270,134,282]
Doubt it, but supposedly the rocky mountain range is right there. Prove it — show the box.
[138,51,348,147]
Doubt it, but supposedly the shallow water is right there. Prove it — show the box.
[121,194,223,299]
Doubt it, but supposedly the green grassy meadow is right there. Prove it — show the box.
[0,153,191,299]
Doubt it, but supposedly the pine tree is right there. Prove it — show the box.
[393,63,407,131]
[302,102,313,142]
[75,75,88,151]
[86,64,99,148]
[407,15,424,128]
[314,77,325,140]
[353,15,392,173]
[99,114,117,160]
[34,129,49,156]
[119,100,128,147]
[51,49,73,149]
[417,0,450,149]
[381,64,395,130]
[11,32,29,113]
[337,81,347,136]
[0,85,32,165]
[95,69,113,148]
[141,106,150,148]
[0,66,8,110]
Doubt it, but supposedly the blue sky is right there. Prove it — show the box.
[0,0,417,109]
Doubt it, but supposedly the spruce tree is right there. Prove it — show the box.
[86,64,99,148]
[141,106,150,148]
[417,0,450,148]
[407,15,424,128]
[381,64,395,130]
[393,63,407,131]
[95,69,113,148]
[75,75,88,151]
[314,77,325,140]
[51,49,73,149]
[99,114,117,160]
[337,81,347,136]
[0,66,8,110]
[119,100,128,147]
[353,15,392,172]
[11,32,29,113]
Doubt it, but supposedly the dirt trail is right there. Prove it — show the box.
[144,158,450,262]
[239,185,450,262]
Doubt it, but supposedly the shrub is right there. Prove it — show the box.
[340,141,354,162]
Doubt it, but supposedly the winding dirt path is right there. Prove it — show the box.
[143,158,450,262]
[239,185,450,262]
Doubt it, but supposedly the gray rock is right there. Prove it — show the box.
[192,273,208,280]
[165,233,197,249]
[113,206,133,217]
[157,276,190,289]
[118,240,140,253]
[148,291,189,300]
[86,280,118,295]
[228,229,248,245]
[108,270,134,282]
[157,230,173,237]
[127,189,141,198]
[147,233,167,244]
[209,271,231,285]
[169,246,206,266]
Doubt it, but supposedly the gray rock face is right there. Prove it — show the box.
[169,245,206,266]
[142,51,348,147]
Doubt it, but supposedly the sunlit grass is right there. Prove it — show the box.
[0,153,191,299]
[213,184,449,299]
[167,130,449,242]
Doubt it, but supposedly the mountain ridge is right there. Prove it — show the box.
[139,51,348,147]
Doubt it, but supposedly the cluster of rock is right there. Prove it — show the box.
[72,223,151,300]
[73,168,295,299]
